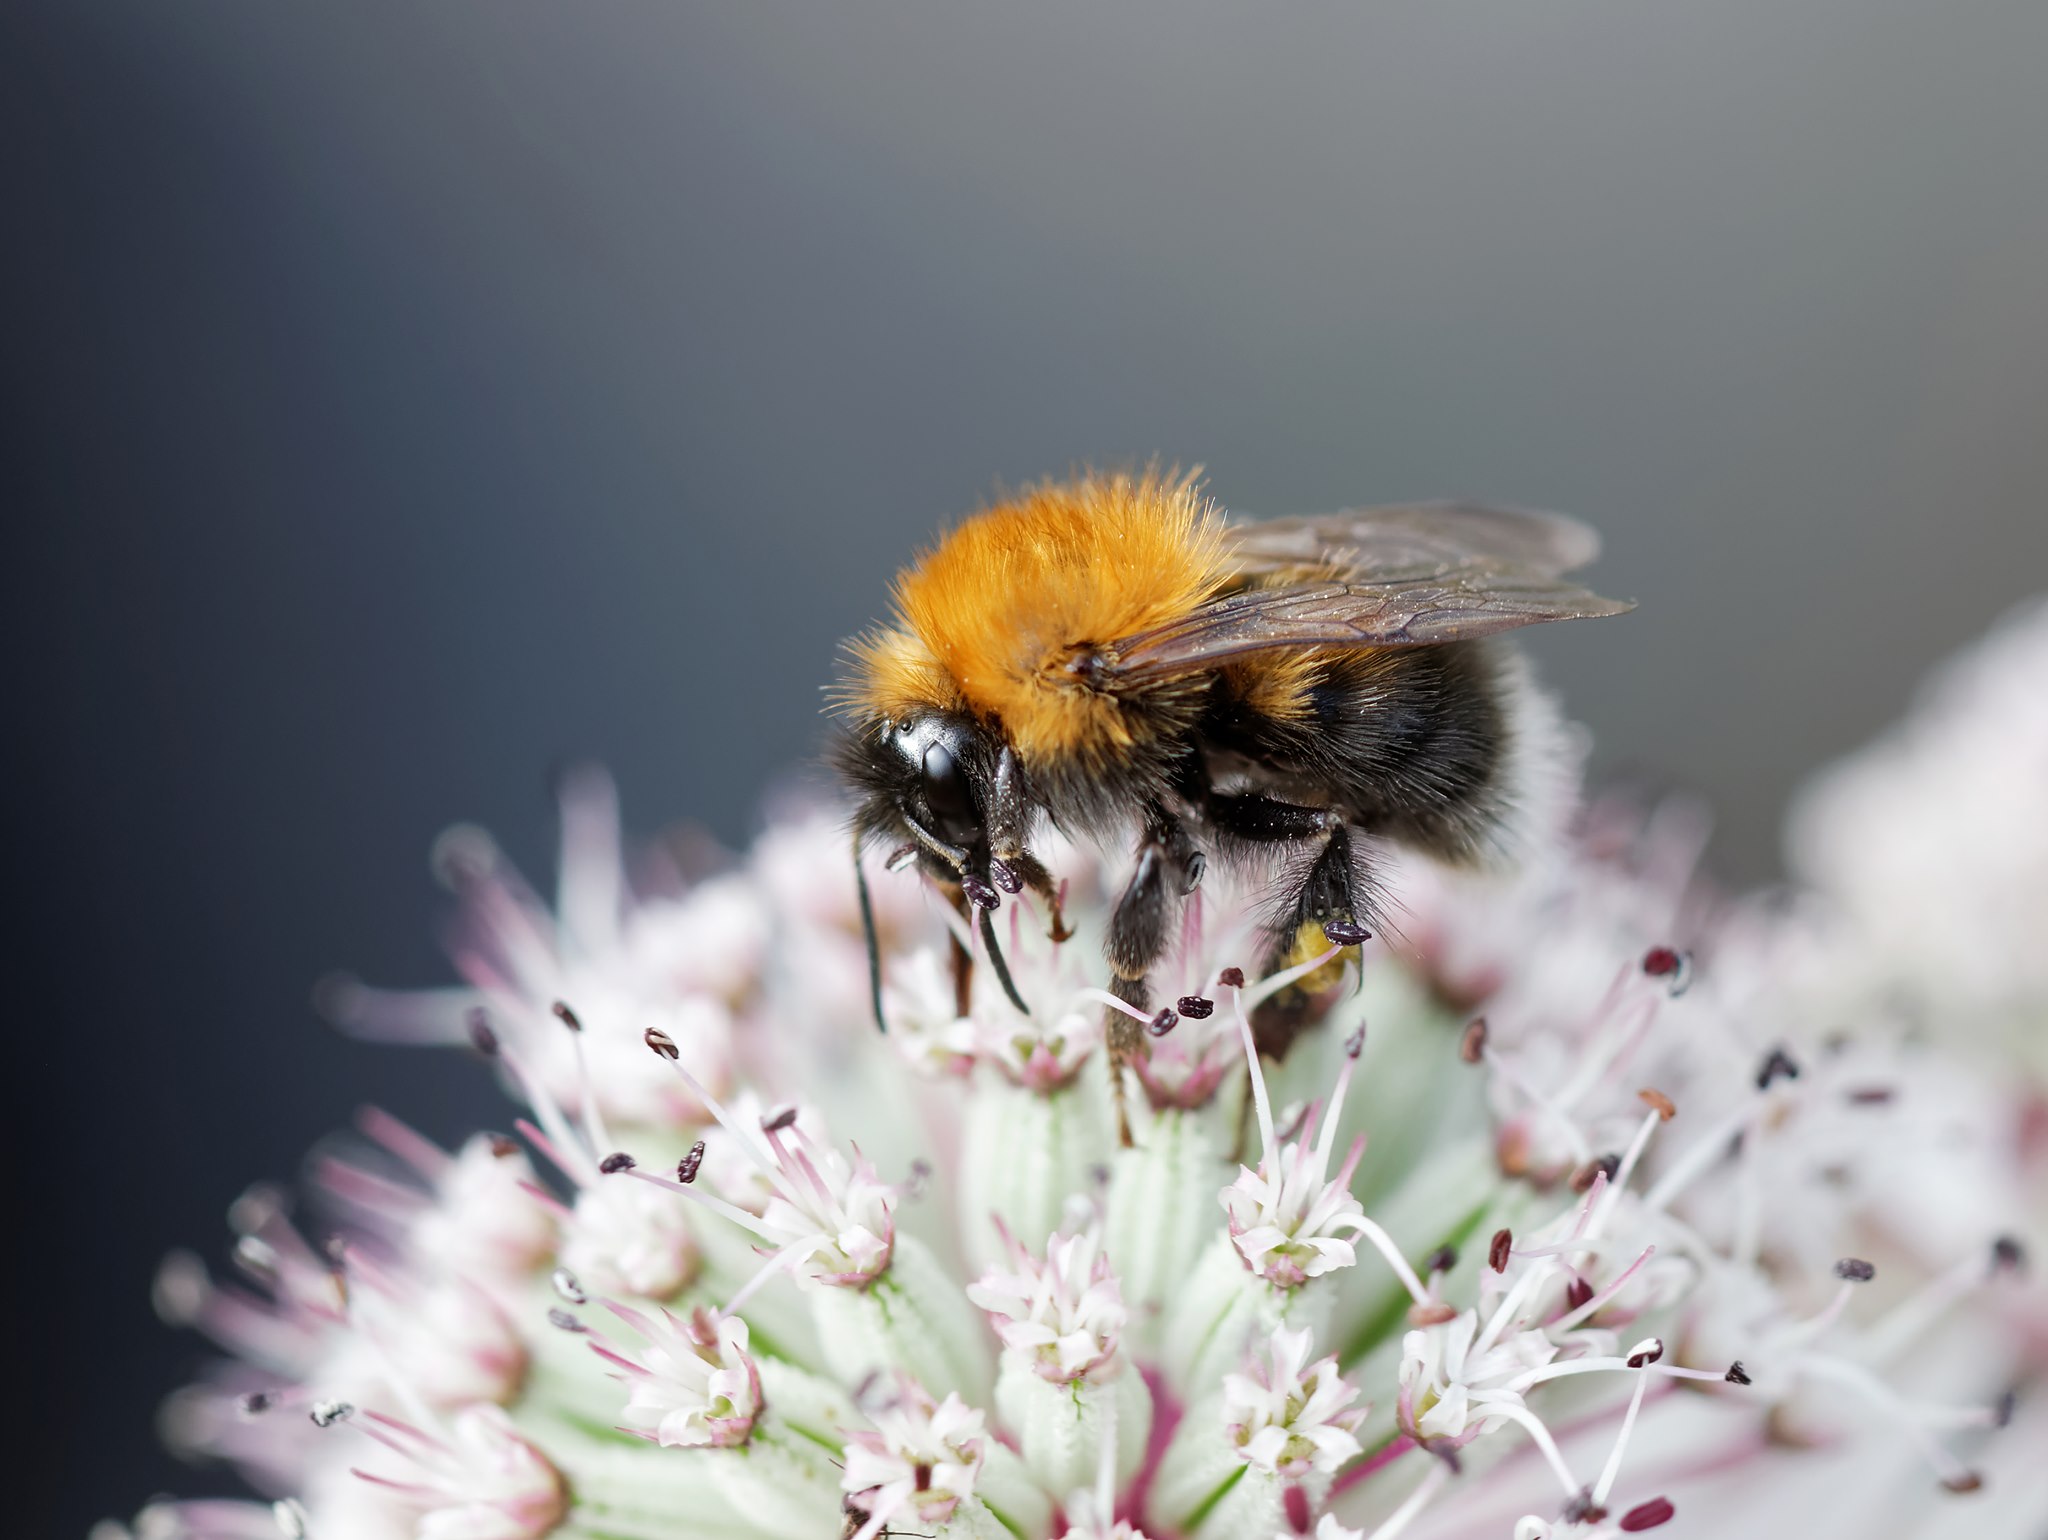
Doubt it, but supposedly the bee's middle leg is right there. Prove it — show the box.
[1104,808,1203,1146]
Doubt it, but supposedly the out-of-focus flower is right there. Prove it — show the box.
[111,626,2048,1540]
[1790,597,2048,1070]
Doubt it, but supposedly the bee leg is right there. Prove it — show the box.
[1005,850,1075,943]
[943,883,976,1017]
[1104,810,1202,1146]
[1256,823,1373,1062]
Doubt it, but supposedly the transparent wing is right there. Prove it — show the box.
[1223,501,1606,581]
[1108,502,1631,682]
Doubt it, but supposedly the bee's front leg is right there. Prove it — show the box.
[1104,808,1203,1146]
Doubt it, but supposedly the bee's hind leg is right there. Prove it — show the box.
[1258,822,1374,1063]
[1199,793,1372,1062]
[1104,808,1203,1146]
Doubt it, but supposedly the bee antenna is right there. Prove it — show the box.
[977,903,1031,1016]
[854,836,889,1035]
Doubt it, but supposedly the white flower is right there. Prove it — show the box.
[632,1061,898,1292]
[968,1218,1127,1383]
[322,765,749,1128]
[379,1126,559,1282]
[353,1405,566,1540]
[558,1171,700,1300]
[1223,1326,1366,1477]
[597,1304,762,1448]
[841,1380,988,1536]
[1223,1009,1376,1288]
[1790,597,2048,1040]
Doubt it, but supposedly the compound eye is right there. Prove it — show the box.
[920,742,979,844]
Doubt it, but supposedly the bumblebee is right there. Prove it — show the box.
[833,471,1630,1128]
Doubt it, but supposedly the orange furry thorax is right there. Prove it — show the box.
[847,472,1229,766]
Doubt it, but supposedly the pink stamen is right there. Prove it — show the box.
[355,1106,451,1176]
[1549,1245,1657,1333]
[1330,1434,1416,1498]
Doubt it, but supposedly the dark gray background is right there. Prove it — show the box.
[8,3,2047,1530]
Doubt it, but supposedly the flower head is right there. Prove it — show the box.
[117,621,2048,1540]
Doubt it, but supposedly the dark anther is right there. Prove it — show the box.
[989,858,1023,895]
[960,874,1000,910]
[599,1152,637,1175]
[677,1141,706,1184]
[645,1026,679,1060]
[1219,966,1246,988]
[1725,1361,1752,1385]
[1184,850,1207,893]
[1177,994,1215,1019]
[1424,1244,1458,1276]
[1627,1339,1665,1368]
[1572,1153,1621,1193]
[1846,1086,1895,1106]
[237,1391,274,1417]
[1991,1235,2027,1277]
[1344,1025,1367,1058]
[1459,1017,1488,1064]
[1564,1276,1595,1311]
[1323,919,1371,946]
[1489,1228,1513,1273]
[1147,1009,1179,1038]
[1995,1388,2018,1429]
[550,1267,587,1304]
[1642,946,1683,976]
[551,1000,583,1032]
[1619,1497,1676,1531]
[885,843,918,872]
[1940,1472,1985,1495]
[1756,1046,1801,1089]
[1834,1256,1877,1283]
[547,1308,585,1334]
[761,1105,800,1134]
[903,1158,933,1200]
[487,1133,520,1159]
[467,1010,499,1057]
[1642,947,1692,994]
[1638,1087,1676,1121]
[309,1399,353,1428]
[1562,1491,1608,1524]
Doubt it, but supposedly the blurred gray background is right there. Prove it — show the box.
[7,2,2047,1529]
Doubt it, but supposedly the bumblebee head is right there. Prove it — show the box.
[833,711,1043,1029]
[835,710,1037,887]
